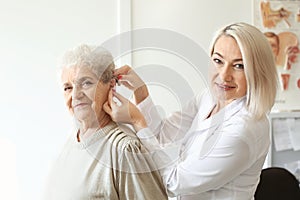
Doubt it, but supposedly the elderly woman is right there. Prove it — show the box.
[104,22,278,199]
[43,44,167,200]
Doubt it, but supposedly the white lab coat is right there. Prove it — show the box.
[137,89,270,200]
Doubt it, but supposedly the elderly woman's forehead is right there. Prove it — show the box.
[61,66,97,82]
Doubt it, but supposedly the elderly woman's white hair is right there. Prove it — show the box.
[59,44,115,83]
[209,22,278,119]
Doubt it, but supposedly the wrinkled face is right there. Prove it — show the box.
[61,66,110,123]
[210,35,247,105]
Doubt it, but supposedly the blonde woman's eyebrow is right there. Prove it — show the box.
[212,52,223,58]
[213,52,243,63]
[233,58,243,62]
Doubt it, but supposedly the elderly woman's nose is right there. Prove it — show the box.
[72,85,83,99]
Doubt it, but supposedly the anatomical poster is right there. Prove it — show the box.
[253,0,300,111]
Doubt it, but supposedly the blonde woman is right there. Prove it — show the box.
[104,22,278,199]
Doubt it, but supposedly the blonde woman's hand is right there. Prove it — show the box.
[115,65,149,104]
[103,89,147,132]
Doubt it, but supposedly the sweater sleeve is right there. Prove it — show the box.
[117,137,168,200]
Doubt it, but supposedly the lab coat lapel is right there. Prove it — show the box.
[198,97,246,158]
[195,96,246,132]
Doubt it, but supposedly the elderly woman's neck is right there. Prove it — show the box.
[97,112,112,128]
[78,113,112,140]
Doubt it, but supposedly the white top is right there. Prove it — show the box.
[137,90,270,200]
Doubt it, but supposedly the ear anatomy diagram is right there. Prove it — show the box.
[264,31,300,91]
[264,31,299,70]
[277,32,299,70]
[255,0,300,109]
[260,1,291,28]
[281,73,290,91]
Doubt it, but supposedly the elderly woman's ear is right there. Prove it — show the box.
[110,78,116,88]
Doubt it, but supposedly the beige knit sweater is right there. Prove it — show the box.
[43,122,167,200]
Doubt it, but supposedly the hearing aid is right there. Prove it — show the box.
[113,76,121,86]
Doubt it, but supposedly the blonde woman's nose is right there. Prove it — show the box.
[219,65,233,82]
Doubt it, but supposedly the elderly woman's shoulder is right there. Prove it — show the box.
[108,124,144,152]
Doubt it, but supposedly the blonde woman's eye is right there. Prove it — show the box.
[213,58,223,67]
[213,58,222,64]
[234,64,244,70]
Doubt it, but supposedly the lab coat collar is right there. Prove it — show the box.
[196,96,246,132]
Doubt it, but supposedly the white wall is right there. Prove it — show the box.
[130,0,252,113]
[0,1,251,199]
[0,0,118,199]
[132,0,252,52]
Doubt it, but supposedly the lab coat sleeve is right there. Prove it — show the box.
[137,90,206,144]
[138,123,256,197]
[165,126,254,197]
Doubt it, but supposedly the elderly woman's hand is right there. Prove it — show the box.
[103,89,147,132]
[115,65,149,104]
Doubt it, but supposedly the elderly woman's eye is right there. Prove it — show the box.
[82,80,93,88]
[64,86,72,92]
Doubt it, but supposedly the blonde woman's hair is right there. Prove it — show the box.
[59,44,115,83]
[209,22,278,119]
